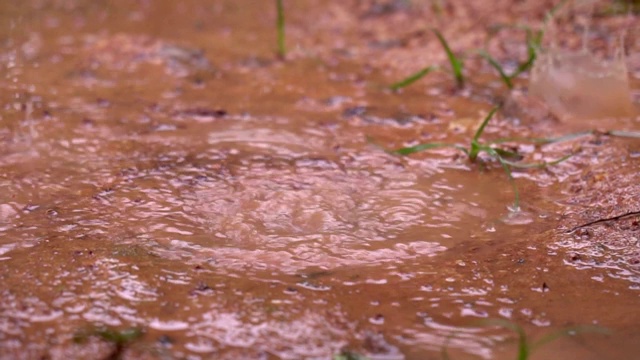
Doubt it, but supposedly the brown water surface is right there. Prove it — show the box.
[1,1,639,359]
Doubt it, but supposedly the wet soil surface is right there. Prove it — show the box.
[0,1,639,359]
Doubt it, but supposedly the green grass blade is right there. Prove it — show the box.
[511,0,566,77]
[508,29,538,78]
[394,142,467,155]
[514,29,543,76]
[390,66,437,90]
[513,130,640,142]
[607,130,640,139]
[97,328,143,344]
[490,131,593,145]
[479,51,513,89]
[491,147,521,160]
[334,350,370,360]
[540,131,593,144]
[433,29,464,88]
[489,137,536,145]
[468,106,500,162]
[276,0,286,58]
[473,106,500,142]
[531,325,611,353]
[468,141,481,162]
[501,153,573,169]
[545,0,569,24]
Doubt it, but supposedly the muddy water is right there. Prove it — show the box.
[1,1,639,359]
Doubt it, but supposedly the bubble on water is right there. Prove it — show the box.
[369,314,385,325]
[149,319,190,331]
[29,310,63,322]
[498,308,512,318]
[185,338,217,354]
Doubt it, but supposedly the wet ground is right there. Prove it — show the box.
[0,1,639,359]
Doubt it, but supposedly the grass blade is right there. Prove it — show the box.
[468,141,481,162]
[276,0,286,58]
[512,28,543,77]
[607,130,640,139]
[545,0,569,24]
[503,130,640,143]
[468,106,500,162]
[479,51,513,89]
[394,142,466,155]
[433,29,464,88]
[490,131,593,145]
[473,106,500,142]
[501,153,573,169]
[539,131,593,144]
[390,66,437,90]
[492,147,522,160]
[503,0,566,78]
[334,349,370,360]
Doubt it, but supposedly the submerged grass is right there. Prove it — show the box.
[441,320,609,360]
[480,319,610,360]
[334,350,370,360]
[73,327,143,344]
[74,327,143,359]
[393,106,573,210]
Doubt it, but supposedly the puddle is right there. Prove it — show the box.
[0,1,639,359]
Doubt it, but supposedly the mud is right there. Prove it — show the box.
[0,1,639,359]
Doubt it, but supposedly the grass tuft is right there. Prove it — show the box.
[389,2,569,90]
[391,106,574,210]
